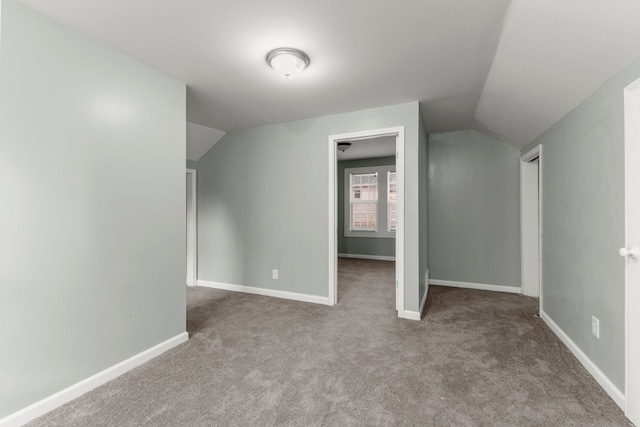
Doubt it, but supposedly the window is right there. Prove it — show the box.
[350,173,378,231]
[388,171,397,231]
[343,164,396,239]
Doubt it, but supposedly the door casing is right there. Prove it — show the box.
[520,146,543,306]
[186,168,197,286]
[623,77,640,424]
[328,127,406,317]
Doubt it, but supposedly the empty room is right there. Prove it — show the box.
[2,0,640,425]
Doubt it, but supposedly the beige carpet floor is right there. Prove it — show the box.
[27,258,631,426]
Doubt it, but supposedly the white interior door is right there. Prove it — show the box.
[623,78,640,424]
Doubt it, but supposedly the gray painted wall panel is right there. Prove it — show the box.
[338,157,395,258]
[197,102,422,311]
[428,130,520,288]
[521,55,640,391]
[0,0,186,417]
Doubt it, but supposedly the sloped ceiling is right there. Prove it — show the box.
[186,122,225,161]
[473,0,640,146]
[18,0,640,149]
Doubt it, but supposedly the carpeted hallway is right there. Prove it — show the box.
[28,258,631,426]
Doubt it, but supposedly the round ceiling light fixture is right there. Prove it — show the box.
[337,142,351,152]
[266,48,310,79]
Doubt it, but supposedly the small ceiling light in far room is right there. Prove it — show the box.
[266,48,310,79]
[337,142,351,152]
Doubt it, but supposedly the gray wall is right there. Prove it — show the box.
[186,159,198,169]
[0,0,186,417]
[197,102,423,311]
[428,130,520,287]
[418,113,429,305]
[521,55,640,391]
[338,157,396,258]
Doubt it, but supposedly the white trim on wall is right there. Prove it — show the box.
[186,168,197,287]
[338,253,395,261]
[0,0,3,65]
[539,147,544,314]
[401,271,429,321]
[419,273,428,312]
[329,126,405,316]
[401,309,422,321]
[197,280,330,306]
[0,332,188,427]
[396,128,405,315]
[541,311,625,410]
[623,77,640,424]
[520,145,544,312]
[329,135,337,306]
[430,279,522,294]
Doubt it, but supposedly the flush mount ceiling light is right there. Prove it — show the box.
[266,48,310,79]
[337,142,351,152]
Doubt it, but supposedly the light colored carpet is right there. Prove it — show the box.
[27,258,631,426]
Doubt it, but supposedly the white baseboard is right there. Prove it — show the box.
[399,270,430,321]
[401,310,421,321]
[420,275,429,314]
[430,279,522,294]
[0,332,188,427]
[197,280,330,306]
[540,311,625,410]
[338,253,395,261]
[401,289,429,321]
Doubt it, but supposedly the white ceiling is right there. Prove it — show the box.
[337,136,396,161]
[18,0,640,149]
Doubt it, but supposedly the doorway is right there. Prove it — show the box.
[328,127,405,317]
[520,146,542,309]
[186,168,197,286]
[623,77,640,425]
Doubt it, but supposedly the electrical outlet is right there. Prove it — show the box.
[272,269,278,280]
[592,316,600,338]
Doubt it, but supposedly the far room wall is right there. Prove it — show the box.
[338,156,396,259]
[427,130,521,289]
[196,102,424,312]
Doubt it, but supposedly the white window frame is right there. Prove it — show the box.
[349,172,379,232]
[344,164,395,239]
[387,171,397,232]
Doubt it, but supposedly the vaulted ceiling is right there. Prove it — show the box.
[19,0,640,148]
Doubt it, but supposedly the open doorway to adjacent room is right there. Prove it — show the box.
[328,127,405,317]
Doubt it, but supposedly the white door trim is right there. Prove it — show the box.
[0,0,3,64]
[520,145,543,309]
[328,126,405,316]
[186,168,197,287]
[623,77,640,424]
